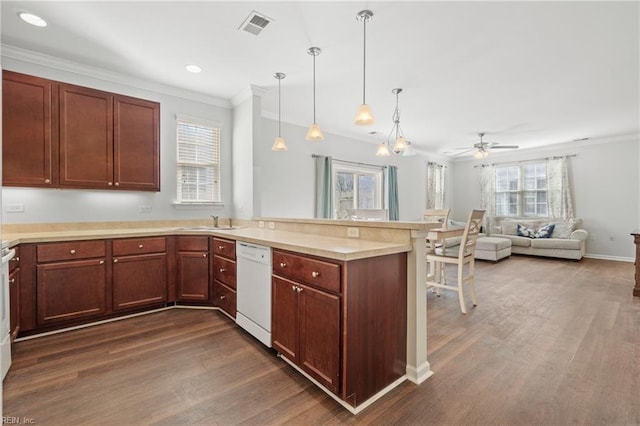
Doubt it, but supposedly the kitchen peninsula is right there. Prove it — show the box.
[2,217,435,414]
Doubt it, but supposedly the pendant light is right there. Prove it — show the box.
[354,10,375,126]
[376,88,409,156]
[305,47,324,141]
[271,72,288,151]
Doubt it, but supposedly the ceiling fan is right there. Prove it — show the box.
[456,133,520,158]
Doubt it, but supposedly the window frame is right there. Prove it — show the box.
[495,161,549,217]
[332,161,384,219]
[175,116,222,205]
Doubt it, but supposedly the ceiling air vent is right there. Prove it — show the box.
[239,11,273,36]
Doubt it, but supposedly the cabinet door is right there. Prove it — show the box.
[9,268,20,341]
[298,284,341,394]
[177,252,210,301]
[59,84,113,189]
[112,253,167,311]
[271,276,299,362]
[2,71,56,187]
[36,259,107,325]
[114,95,160,191]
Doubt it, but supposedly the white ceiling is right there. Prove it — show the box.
[2,1,638,156]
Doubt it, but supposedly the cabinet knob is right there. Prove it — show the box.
[219,268,225,273]
[296,287,303,293]
[108,182,113,186]
[115,182,120,186]
[138,244,144,249]
[203,254,207,258]
[45,179,51,184]
[9,279,15,284]
[311,271,320,278]
[99,260,105,265]
[113,259,118,263]
[292,285,296,291]
[220,295,226,300]
[218,246,224,250]
[70,249,76,255]
[280,262,287,268]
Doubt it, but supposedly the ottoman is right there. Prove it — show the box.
[475,237,511,261]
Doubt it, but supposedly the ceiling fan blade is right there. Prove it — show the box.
[453,149,475,156]
[490,145,519,149]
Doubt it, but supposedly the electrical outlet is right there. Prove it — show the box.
[268,222,275,230]
[258,221,265,228]
[5,203,24,213]
[138,205,152,213]
[590,234,596,240]
[609,236,615,242]
[347,227,360,238]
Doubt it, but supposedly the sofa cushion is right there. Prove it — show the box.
[549,221,576,239]
[502,219,541,236]
[495,234,532,247]
[476,237,512,251]
[530,238,582,250]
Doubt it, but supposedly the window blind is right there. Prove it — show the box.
[176,120,221,203]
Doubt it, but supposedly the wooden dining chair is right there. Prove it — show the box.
[426,209,485,314]
[422,209,450,228]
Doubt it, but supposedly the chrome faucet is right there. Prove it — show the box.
[211,215,219,228]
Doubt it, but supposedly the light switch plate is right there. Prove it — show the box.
[347,227,360,238]
[268,222,275,230]
[258,221,265,228]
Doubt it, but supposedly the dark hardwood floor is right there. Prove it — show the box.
[4,256,639,425]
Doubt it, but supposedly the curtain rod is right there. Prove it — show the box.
[311,154,387,169]
[474,154,577,168]
[427,161,447,168]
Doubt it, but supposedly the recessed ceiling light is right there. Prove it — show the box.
[185,64,202,74]
[18,12,47,27]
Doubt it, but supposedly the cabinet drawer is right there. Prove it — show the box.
[214,256,236,289]
[273,251,341,294]
[112,237,166,256]
[37,240,106,262]
[215,281,236,318]
[213,238,236,260]
[177,236,209,252]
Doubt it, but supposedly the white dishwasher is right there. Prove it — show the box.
[236,242,272,347]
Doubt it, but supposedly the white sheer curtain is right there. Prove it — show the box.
[479,164,496,230]
[547,157,574,219]
[426,162,445,209]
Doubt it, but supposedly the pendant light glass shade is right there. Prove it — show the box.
[272,72,288,151]
[355,10,375,126]
[375,142,391,157]
[355,104,375,126]
[393,136,409,153]
[305,47,324,141]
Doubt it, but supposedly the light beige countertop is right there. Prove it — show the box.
[1,225,412,261]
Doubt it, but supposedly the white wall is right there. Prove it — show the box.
[1,54,234,224]
[451,134,640,260]
[255,117,452,221]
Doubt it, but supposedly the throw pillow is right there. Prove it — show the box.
[551,222,576,239]
[517,223,537,238]
[536,223,555,238]
[502,221,518,235]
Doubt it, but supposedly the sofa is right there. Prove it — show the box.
[487,217,589,260]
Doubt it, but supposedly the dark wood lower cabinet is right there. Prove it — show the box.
[112,253,167,311]
[272,275,340,393]
[36,258,107,325]
[177,249,210,302]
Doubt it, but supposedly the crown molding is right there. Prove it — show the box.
[1,44,232,108]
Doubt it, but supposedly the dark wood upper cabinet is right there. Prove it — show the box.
[114,95,160,191]
[2,71,160,192]
[2,71,57,187]
[59,83,114,189]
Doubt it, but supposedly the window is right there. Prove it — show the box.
[176,119,221,203]
[495,162,548,217]
[333,162,383,219]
